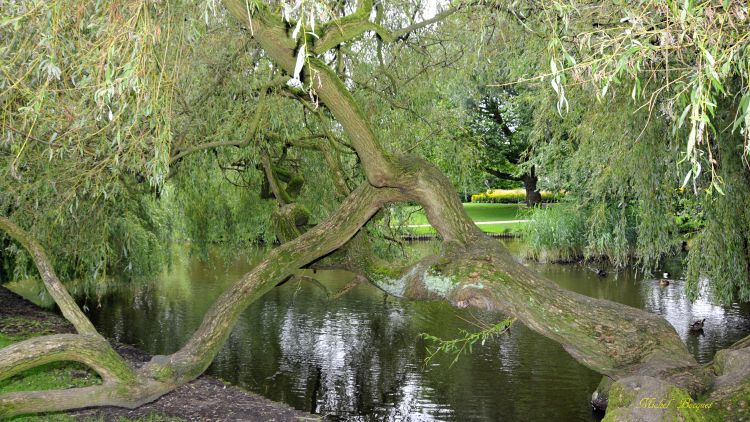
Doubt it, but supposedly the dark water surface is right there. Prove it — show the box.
[8,241,750,421]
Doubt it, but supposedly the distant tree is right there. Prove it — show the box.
[467,87,542,206]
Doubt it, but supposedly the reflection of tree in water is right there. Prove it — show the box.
[85,272,600,420]
[81,257,750,421]
[269,284,424,419]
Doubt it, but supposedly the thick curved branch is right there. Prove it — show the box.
[354,243,704,391]
[0,333,159,418]
[484,167,522,181]
[0,334,135,385]
[1,184,408,416]
[0,217,97,335]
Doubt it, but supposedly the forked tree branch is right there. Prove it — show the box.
[312,0,468,54]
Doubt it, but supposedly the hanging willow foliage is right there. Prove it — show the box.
[543,0,750,191]
[0,1,222,283]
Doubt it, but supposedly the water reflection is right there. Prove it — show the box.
[639,278,750,363]
[6,242,750,421]
[525,257,750,364]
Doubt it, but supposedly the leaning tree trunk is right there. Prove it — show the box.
[2,3,748,420]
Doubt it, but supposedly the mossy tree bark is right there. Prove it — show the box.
[1,3,747,420]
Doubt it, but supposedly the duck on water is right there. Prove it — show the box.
[689,318,706,332]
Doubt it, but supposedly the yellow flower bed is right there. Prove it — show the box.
[470,189,561,203]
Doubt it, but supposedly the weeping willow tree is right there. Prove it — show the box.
[470,0,750,306]
[1,1,750,421]
[546,0,750,306]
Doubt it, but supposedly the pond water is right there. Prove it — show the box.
[8,241,750,421]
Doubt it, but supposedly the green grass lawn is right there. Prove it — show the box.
[464,203,526,222]
[398,203,529,235]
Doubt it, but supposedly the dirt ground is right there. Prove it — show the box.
[0,286,320,421]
